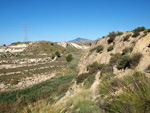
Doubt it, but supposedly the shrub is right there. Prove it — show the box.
[107,31,116,44]
[84,75,95,89]
[130,53,142,68]
[144,29,147,33]
[117,54,131,70]
[105,71,150,113]
[147,29,150,32]
[133,26,146,32]
[107,46,114,52]
[66,54,73,62]
[87,61,103,74]
[55,51,60,57]
[102,36,105,38]
[96,45,104,53]
[51,54,55,59]
[90,45,104,53]
[57,84,69,95]
[147,65,150,70]
[122,47,133,55]
[123,35,130,41]
[132,31,140,37]
[100,64,113,76]
[109,53,122,66]
[117,31,123,36]
[76,73,89,84]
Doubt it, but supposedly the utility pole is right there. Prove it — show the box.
[24,23,28,42]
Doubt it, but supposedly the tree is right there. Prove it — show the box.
[108,31,116,44]
[3,44,6,46]
[66,54,73,62]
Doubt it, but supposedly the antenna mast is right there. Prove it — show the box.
[24,23,28,42]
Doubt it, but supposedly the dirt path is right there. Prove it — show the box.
[90,71,100,97]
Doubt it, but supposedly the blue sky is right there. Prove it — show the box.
[0,0,150,45]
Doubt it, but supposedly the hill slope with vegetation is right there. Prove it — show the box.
[1,27,150,113]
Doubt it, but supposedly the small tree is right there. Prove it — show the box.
[55,51,60,57]
[3,44,6,46]
[108,31,116,44]
[66,54,73,62]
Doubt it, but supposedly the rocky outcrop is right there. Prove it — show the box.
[78,31,150,74]
[133,33,150,72]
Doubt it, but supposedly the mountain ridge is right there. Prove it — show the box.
[68,37,92,44]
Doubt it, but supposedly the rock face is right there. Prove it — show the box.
[133,33,150,72]
[57,42,89,49]
[78,32,150,74]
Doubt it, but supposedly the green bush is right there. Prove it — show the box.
[133,26,146,32]
[147,29,150,32]
[84,75,95,89]
[109,53,122,66]
[117,31,123,36]
[130,53,142,68]
[100,64,113,76]
[76,73,89,84]
[117,54,131,70]
[123,35,130,41]
[144,29,147,33]
[102,36,105,38]
[107,46,114,52]
[122,47,133,55]
[87,61,103,74]
[66,54,73,62]
[96,45,104,53]
[55,51,60,57]
[107,31,116,44]
[132,31,140,37]
[90,45,104,53]
[147,65,150,70]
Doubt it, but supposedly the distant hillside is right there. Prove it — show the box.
[23,41,65,55]
[69,38,92,44]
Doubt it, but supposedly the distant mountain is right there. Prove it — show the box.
[69,38,92,44]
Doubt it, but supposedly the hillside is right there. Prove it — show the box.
[53,27,150,112]
[1,27,150,113]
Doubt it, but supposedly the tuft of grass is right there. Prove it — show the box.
[0,74,75,113]
[104,71,150,113]
[62,90,102,113]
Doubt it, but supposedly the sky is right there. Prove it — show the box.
[0,0,150,45]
